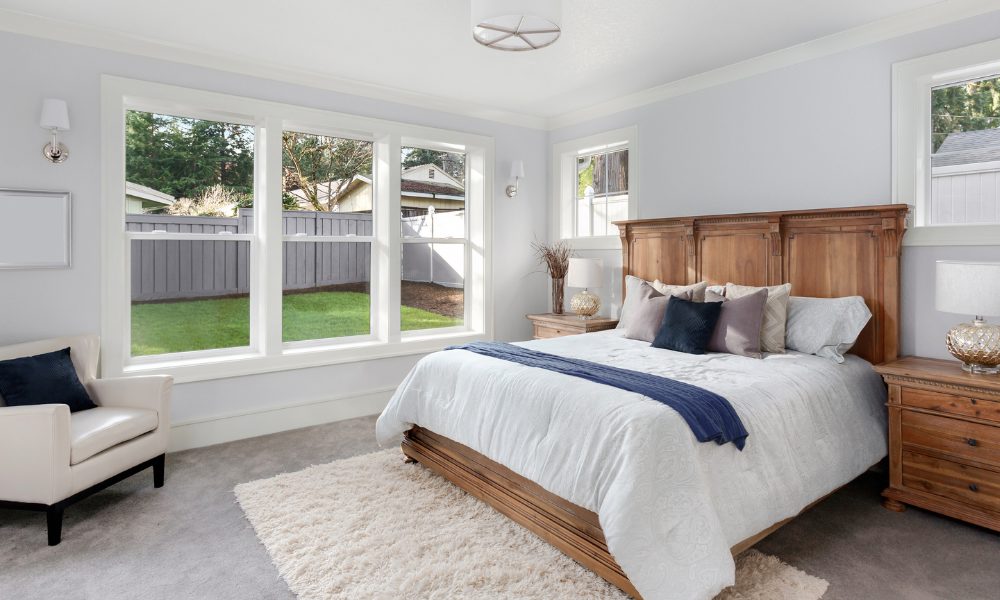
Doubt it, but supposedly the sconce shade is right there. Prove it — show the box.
[40,99,70,131]
[567,258,603,288]
[472,0,561,51]
[510,160,525,179]
[936,261,1000,317]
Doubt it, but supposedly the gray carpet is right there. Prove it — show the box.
[1,415,997,600]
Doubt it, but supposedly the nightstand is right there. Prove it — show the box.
[875,357,1000,532]
[526,313,618,339]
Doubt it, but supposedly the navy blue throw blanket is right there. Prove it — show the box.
[447,341,748,450]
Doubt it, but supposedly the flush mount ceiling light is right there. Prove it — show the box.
[472,0,561,51]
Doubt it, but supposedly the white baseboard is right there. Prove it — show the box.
[167,386,396,452]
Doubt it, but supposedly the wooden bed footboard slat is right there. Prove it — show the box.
[402,427,641,598]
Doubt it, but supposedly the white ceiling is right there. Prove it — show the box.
[0,0,964,121]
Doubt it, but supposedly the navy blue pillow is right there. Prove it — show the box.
[651,296,723,355]
[0,348,96,412]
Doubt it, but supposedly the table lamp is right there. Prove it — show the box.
[935,260,1000,374]
[567,258,603,319]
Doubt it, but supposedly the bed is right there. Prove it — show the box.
[376,205,908,599]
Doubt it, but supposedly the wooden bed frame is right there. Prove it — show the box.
[401,205,908,598]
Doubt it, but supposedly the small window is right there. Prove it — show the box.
[929,75,1000,225]
[552,126,637,248]
[428,168,435,179]
[893,39,1000,245]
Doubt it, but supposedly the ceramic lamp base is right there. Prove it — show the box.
[570,289,601,319]
[946,318,1000,375]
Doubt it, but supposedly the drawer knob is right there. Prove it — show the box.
[967,438,978,447]
[969,483,979,493]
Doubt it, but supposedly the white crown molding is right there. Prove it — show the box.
[546,0,1000,130]
[0,8,547,130]
[2,1,998,132]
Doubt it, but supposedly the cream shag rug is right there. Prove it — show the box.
[235,450,828,600]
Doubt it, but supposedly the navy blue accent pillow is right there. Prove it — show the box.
[651,296,723,355]
[0,348,96,412]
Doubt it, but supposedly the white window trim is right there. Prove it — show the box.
[101,76,493,383]
[893,37,1000,247]
[550,126,638,250]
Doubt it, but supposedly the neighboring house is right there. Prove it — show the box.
[126,181,175,213]
[929,128,1000,225]
[287,164,465,215]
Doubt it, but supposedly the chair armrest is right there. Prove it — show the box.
[0,404,72,504]
[87,375,173,417]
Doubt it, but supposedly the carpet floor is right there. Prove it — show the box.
[1,414,998,600]
[235,449,827,599]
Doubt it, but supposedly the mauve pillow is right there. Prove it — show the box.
[622,282,693,342]
[651,296,723,355]
[706,288,769,358]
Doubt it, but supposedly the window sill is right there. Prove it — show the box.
[117,330,489,384]
[903,224,1000,247]
[562,236,623,251]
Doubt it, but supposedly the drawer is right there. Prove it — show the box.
[902,410,1000,467]
[902,450,1000,512]
[533,324,578,339]
[901,386,1000,423]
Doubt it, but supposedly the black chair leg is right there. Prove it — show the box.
[46,507,63,546]
[153,453,165,488]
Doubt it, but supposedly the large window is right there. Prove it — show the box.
[102,77,492,382]
[893,38,1000,246]
[552,126,637,249]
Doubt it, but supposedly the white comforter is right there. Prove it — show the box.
[376,330,887,600]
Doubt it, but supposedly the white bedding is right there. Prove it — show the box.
[376,330,887,600]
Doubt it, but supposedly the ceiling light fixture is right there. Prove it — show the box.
[472,0,561,52]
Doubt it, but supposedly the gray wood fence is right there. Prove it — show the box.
[128,210,372,301]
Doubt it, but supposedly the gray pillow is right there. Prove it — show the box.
[785,296,872,363]
[652,280,708,302]
[706,288,768,358]
[622,282,692,342]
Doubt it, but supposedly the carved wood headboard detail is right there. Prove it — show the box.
[616,205,908,365]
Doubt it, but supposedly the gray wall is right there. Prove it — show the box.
[549,11,1000,361]
[0,31,548,425]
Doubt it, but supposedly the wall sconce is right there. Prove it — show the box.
[506,160,525,198]
[40,99,70,164]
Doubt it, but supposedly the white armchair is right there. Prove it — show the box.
[0,334,172,545]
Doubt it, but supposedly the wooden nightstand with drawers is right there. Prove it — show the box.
[875,357,1000,531]
[526,313,618,340]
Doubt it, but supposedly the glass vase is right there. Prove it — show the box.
[551,277,565,315]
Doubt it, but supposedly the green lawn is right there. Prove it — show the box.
[131,291,461,356]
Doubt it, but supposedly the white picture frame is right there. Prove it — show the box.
[0,189,72,269]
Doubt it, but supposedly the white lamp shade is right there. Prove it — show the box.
[39,99,70,131]
[936,260,1000,317]
[472,0,561,51]
[510,160,525,179]
[567,258,603,289]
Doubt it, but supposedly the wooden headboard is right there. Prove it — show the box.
[616,205,908,365]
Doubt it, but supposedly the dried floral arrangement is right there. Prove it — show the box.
[531,240,573,279]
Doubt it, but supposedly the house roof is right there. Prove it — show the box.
[401,163,465,189]
[125,181,175,205]
[932,128,1000,167]
[401,180,464,197]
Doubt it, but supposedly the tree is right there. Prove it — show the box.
[402,148,465,183]
[932,77,1000,152]
[282,133,373,211]
[125,110,254,202]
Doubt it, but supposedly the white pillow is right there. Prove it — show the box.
[784,296,872,363]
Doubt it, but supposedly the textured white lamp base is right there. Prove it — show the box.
[570,289,601,319]
[946,318,1000,375]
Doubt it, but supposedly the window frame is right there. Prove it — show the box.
[101,76,493,383]
[892,37,1000,246]
[550,126,638,250]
